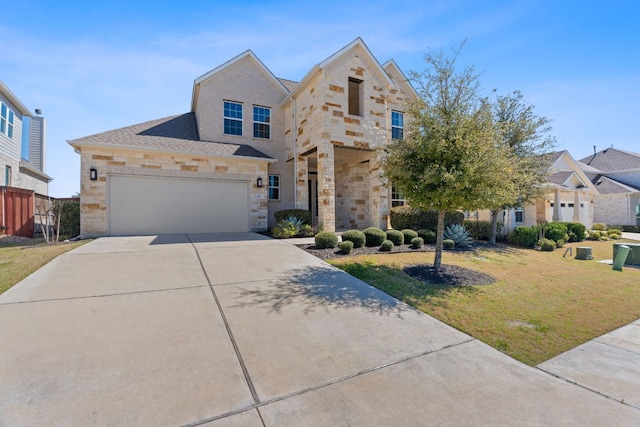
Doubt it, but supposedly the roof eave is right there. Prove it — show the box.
[0,81,33,116]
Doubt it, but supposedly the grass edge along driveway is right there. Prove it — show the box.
[329,240,640,366]
[0,239,89,295]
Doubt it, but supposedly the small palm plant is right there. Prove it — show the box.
[443,224,473,248]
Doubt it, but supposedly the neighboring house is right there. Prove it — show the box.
[69,38,416,237]
[470,150,596,233]
[0,81,52,237]
[579,148,640,226]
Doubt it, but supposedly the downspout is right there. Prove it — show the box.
[292,96,298,208]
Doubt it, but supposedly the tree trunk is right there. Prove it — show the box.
[490,209,500,245]
[434,209,446,269]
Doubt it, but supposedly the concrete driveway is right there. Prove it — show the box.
[1,233,638,426]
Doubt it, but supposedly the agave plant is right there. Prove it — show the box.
[443,224,473,248]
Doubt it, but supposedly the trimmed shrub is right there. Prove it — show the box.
[380,240,394,251]
[544,223,568,244]
[443,239,455,250]
[559,222,586,242]
[385,229,404,246]
[315,231,338,249]
[410,237,424,248]
[299,224,314,237]
[608,229,622,240]
[586,230,605,241]
[556,239,565,248]
[363,227,386,247]
[274,209,311,225]
[341,229,366,248]
[592,223,607,231]
[509,226,539,248]
[390,206,464,231]
[620,225,640,233]
[339,241,354,254]
[401,229,418,244]
[418,229,436,244]
[538,238,556,251]
[464,220,502,241]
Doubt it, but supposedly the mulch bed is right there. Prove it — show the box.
[403,264,496,286]
[298,241,497,286]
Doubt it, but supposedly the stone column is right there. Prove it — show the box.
[295,155,308,211]
[369,153,387,229]
[573,191,580,223]
[317,144,335,232]
[552,189,562,222]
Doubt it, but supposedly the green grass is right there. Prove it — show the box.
[0,238,88,295]
[329,240,640,366]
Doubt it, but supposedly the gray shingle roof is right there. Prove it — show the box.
[547,171,573,186]
[580,148,640,172]
[68,113,272,160]
[592,175,640,194]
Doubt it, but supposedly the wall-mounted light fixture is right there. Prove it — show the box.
[257,177,263,188]
[90,167,98,181]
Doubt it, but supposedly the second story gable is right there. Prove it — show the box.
[190,51,290,160]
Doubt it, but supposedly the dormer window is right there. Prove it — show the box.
[223,101,243,136]
[1,102,15,139]
[348,77,363,116]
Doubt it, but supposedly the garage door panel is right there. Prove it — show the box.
[109,176,249,235]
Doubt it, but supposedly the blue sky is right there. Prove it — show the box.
[1,0,638,197]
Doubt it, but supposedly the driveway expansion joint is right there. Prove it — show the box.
[536,366,640,411]
[186,235,262,407]
[593,338,640,357]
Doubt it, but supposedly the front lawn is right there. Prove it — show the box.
[329,240,640,366]
[0,238,89,295]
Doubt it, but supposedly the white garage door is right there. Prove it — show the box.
[109,175,249,235]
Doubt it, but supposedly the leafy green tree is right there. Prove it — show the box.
[382,45,509,268]
[487,91,556,244]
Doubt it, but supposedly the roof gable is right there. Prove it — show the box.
[191,50,289,111]
[282,37,394,104]
[544,150,598,192]
[382,59,418,99]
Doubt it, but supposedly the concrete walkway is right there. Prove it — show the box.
[1,233,639,426]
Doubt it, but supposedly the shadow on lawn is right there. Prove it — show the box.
[336,262,481,306]
[230,264,411,317]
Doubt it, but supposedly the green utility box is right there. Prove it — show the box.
[613,243,640,267]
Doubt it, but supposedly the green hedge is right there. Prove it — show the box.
[620,225,640,233]
[363,227,386,247]
[553,222,585,242]
[385,229,404,246]
[341,230,366,248]
[274,209,311,225]
[544,223,568,244]
[390,206,464,231]
[315,231,338,248]
[59,200,80,237]
[463,220,503,241]
[509,226,539,248]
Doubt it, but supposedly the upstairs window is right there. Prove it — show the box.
[1,102,15,139]
[391,184,406,207]
[348,77,362,116]
[224,101,243,135]
[268,175,280,200]
[253,106,271,139]
[391,111,404,140]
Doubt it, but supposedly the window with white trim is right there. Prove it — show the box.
[391,184,406,207]
[223,101,242,135]
[514,206,524,223]
[268,175,280,200]
[391,111,404,140]
[253,106,270,139]
[1,102,15,139]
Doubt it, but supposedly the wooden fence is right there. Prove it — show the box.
[1,187,35,238]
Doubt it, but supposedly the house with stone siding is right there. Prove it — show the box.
[579,148,640,226]
[69,38,417,237]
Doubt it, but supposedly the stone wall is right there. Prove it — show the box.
[593,194,636,225]
[335,148,370,229]
[78,147,269,237]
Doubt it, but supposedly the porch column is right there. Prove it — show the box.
[295,155,308,211]
[573,191,580,223]
[369,154,387,229]
[552,189,562,222]
[317,144,335,232]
